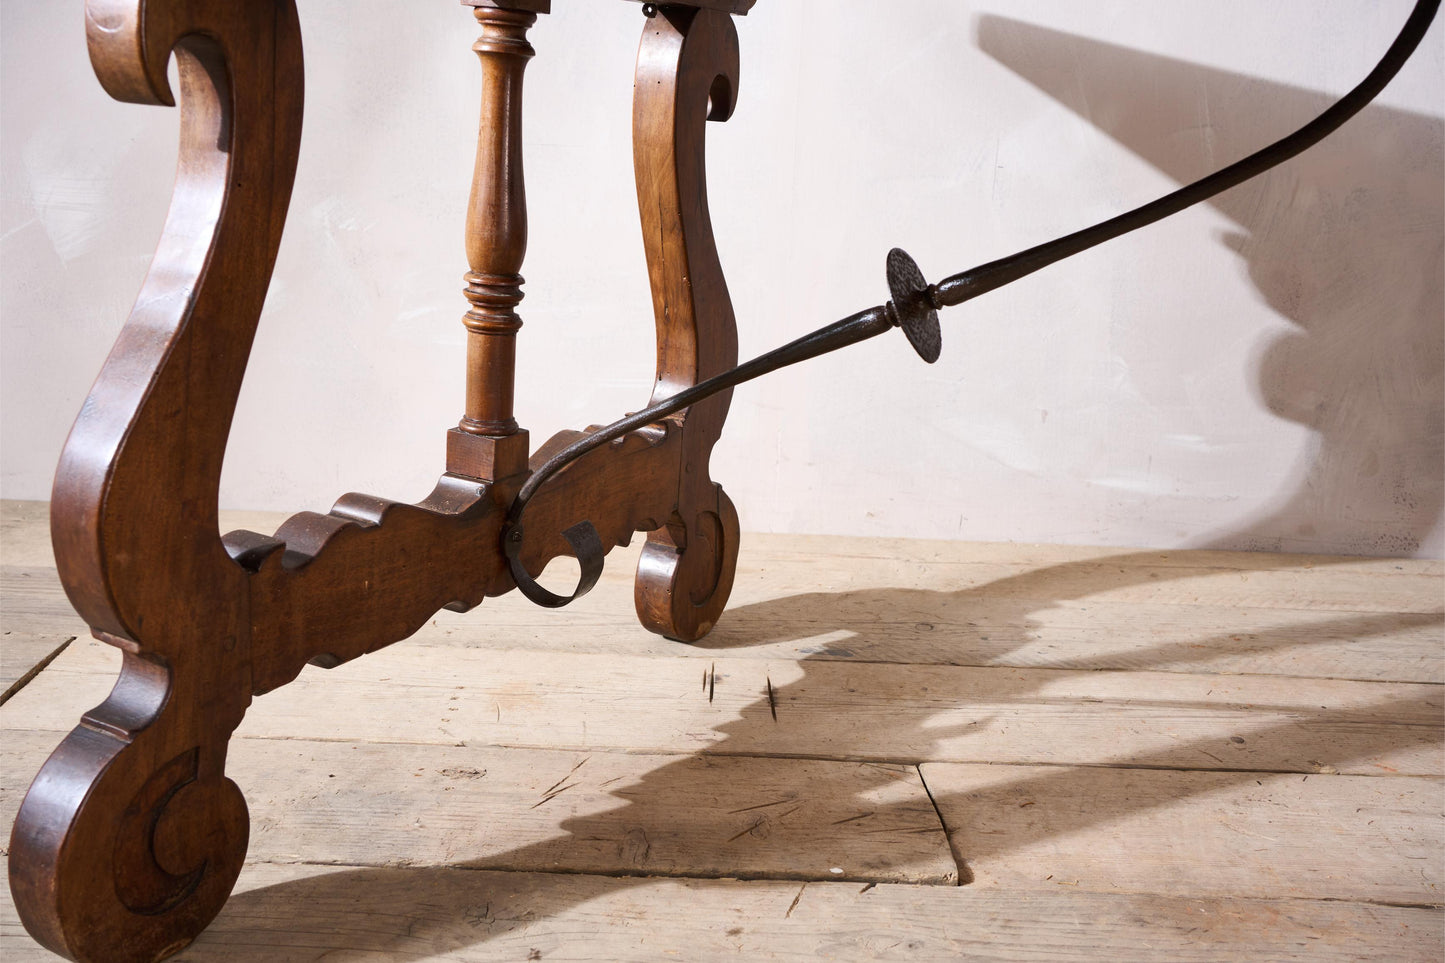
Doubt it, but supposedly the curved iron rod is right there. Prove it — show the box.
[506,0,1439,608]
[932,0,1440,309]
[503,307,894,606]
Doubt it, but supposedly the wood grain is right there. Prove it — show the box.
[3,729,954,886]
[406,542,1445,683]
[629,4,743,642]
[8,549,1441,684]
[0,634,72,702]
[922,762,1443,904]
[6,863,1442,962]
[8,637,1440,777]
[734,553,1442,614]
[0,503,55,568]
[16,2,306,958]
[13,500,1437,681]
[453,4,536,447]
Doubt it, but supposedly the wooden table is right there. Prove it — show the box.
[12,2,760,957]
[4,501,1441,960]
[8,0,1443,958]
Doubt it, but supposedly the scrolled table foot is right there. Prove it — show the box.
[635,485,740,642]
[9,657,248,963]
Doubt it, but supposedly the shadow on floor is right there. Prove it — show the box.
[182,18,1443,959]
[193,547,1442,959]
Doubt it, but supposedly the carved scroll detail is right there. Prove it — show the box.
[10,2,302,959]
[631,6,743,640]
[113,747,208,917]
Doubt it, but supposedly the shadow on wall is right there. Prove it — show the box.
[977,16,1444,558]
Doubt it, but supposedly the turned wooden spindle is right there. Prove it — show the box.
[448,0,548,480]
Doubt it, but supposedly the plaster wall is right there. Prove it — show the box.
[3,1,1441,556]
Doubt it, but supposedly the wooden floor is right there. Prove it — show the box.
[2,499,1441,960]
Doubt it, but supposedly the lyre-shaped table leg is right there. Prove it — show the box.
[9,2,304,960]
[631,5,743,641]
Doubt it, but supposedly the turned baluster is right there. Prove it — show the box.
[447,0,550,481]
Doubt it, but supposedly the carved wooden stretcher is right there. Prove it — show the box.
[9,1,755,959]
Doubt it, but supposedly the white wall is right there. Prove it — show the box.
[3,1,1441,557]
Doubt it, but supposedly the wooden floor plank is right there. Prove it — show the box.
[1,502,296,567]
[423,589,1445,683]
[3,501,1441,960]
[0,568,73,629]
[1,730,955,886]
[0,566,85,695]
[7,493,1442,688]
[6,638,1440,776]
[0,502,53,568]
[0,632,73,696]
[5,860,1441,962]
[922,762,1444,904]
[10,559,1440,683]
[733,556,1442,615]
[746,533,1445,579]
[521,530,1445,615]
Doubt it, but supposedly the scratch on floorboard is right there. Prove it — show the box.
[0,636,75,706]
[784,881,807,918]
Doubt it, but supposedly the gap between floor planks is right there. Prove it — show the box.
[7,561,1441,685]
[1,725,1438,905]
[0,861,1438,963]
[7,638,1440,777]
[0,729,957,887]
